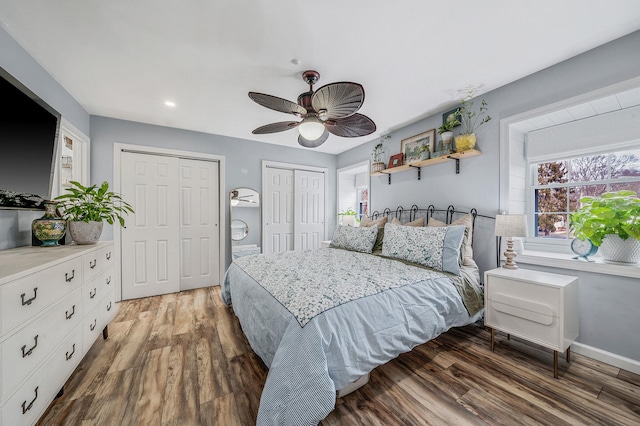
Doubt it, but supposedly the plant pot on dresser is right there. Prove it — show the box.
[0,242,118,426]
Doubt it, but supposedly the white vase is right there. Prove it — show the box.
[599,234,640,264]
[69,220,104,245]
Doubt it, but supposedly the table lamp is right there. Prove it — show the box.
[495,214,527,269]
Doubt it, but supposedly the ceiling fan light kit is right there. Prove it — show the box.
[249,70,376,148]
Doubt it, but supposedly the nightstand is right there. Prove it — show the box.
[321,240,332,248]
[484,268,579,378]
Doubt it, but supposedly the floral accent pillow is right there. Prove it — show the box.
[361,215,388,253]
[330,224,379,253]
[382,223,465,275]
[428,213,476,268]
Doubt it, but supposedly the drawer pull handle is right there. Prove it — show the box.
[21,386,38,414]
[66,343,76,361]
[106,276,112,285]
[21,288,38,306]
[66,305,76,320]
[90,319,97,331]
[89,259,97,269]
[65,269,75,282]
[90,288,97,299]
[106,252,112,260]
[21,335,39,358]
[107,301,112,311]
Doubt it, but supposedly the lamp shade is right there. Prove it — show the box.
[298,117,325,140]
[495,214,527,237]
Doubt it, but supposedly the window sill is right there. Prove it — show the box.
[517,250,640,279]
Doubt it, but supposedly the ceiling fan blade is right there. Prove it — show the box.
[298,129,330,148]
[252,121,300,134]
[311,82,365,119]
[325,114,376,138]
[248,92,307,117]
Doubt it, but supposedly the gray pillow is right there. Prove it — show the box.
[382,223,465,275]
[330,225,378,253]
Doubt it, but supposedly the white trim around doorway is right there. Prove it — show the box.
[113,143,226,301]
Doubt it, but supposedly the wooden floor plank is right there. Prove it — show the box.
[37,288,640,426]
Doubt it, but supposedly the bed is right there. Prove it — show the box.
[221,206,486,425]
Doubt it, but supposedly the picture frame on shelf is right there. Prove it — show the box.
[401,129,435,164]
[388,153,403,168]
[442,108,461,127]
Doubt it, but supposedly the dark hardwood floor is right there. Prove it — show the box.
[38,287,640,425]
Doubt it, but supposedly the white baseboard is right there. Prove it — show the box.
[572,342,640,375]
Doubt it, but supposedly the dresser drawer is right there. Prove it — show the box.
[0,288,82,400]
[82,244,114,283]
[82,287,116,356]
[1,325,81,426]
[1,257,82,336]
[486,275,560,315]
[82,267,115,317]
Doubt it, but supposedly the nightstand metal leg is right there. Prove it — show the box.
[554,350,558,379]
[566,347,571,363]
[491,328,495,351]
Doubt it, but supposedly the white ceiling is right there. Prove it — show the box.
[1,1,640,154]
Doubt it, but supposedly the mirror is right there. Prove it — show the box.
[231,219,248,240]
[230,188,261,256]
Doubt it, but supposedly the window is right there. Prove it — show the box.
[532,148,640,239]
[357,188,368,221]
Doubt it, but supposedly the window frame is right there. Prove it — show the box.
[527,148,640,246]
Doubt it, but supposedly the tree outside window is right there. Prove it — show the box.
[533,149,640,239]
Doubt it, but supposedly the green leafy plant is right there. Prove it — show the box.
[338,207,357,216]
[55,181,134,227]
[438,111,461,134]
[457,89,491,135]
[569,190,640,246]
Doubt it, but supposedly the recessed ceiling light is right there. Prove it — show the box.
[165,101,176,107]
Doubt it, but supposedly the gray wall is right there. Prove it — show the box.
[0,26,90,250]
[89,116,337,269]
[337,30,640,362]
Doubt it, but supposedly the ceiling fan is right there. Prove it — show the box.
[248,70,376,148]
[230,190,256,206]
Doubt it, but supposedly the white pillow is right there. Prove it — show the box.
[330,224,378,253]
[382,223,465,275]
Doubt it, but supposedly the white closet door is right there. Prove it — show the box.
[179,159,220,290]
[294,169,325,250]
[264,167,294,254]
[121,152,180,299]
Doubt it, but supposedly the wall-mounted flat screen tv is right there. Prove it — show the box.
[0,66,60,209]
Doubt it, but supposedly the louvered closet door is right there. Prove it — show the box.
[294,169,325,250]
[179,158,220,290]
[264,167,294,254]
[120,152,180,299]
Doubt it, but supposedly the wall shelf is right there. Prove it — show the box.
[370,149,482,184]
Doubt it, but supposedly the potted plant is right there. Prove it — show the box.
[338,207,358,226]
[371,143,385,173]
[418,143,431,160]
[570,190,640,263]
[454,89,491,152]
[438,111,461,153]
[55,181,134,244]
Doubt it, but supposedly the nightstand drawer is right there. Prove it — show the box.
[487,275,560,314]
[492,293,555,321]
[487,300,561,349]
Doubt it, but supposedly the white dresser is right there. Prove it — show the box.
[0,242,118,426]
[484,267,579,378]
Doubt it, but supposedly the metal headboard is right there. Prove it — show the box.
[370,204,499,267]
